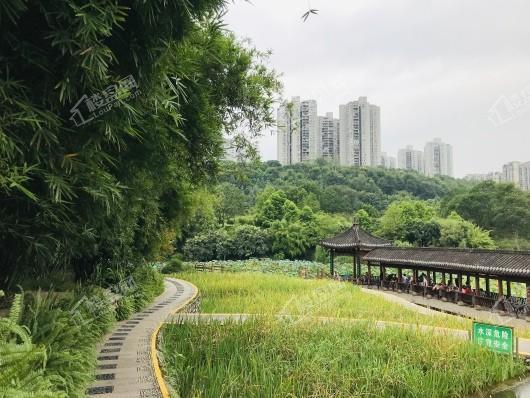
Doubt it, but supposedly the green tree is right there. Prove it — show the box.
[214,182,249,225]
[403,219,441,247]
[442,181,530,239]
[268,220,313,259]
[377,199,436,241]
[438,212,495,248]
[230,225,270,259]
[0,2,280,285]
[355,209,375,232]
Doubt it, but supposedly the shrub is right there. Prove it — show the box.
[161,256,184,274]
[21,290,115,397]
[0,293,67,398]
[115,295,135,321]
[131,266,164,311]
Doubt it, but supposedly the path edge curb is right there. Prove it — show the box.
[151,278,199,398]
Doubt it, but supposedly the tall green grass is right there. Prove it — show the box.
[162,318,525,398]
[179,272,472,331]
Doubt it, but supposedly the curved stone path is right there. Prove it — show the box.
[86,278,197,398]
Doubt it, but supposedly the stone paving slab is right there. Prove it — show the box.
[86,278,197,398]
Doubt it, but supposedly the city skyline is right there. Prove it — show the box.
[277,96,382,167]
[225,0,530,177]
[465,160,530,191]
[276,96,454,178]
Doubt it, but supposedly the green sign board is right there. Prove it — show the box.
[472,321,514,354]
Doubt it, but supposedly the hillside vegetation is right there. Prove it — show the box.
[180,161,530,263]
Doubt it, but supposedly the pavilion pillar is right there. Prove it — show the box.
[455,274,463,304]
[352,255,356,279]
[498,278,504,296]
[473,276,480,308]
[526,282,530,320]
[433,272,437,284]
[506,281,511,298]
[397,267,403,281]
[357,253,362,279]
[442,272,446,284]
[485,277,490,294]
[367,263,372,277]
[329,250,335,277]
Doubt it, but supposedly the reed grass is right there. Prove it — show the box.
[162,318,525,397]
[179,272,473,330]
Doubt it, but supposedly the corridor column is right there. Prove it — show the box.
[473,275,480,308]
[526,282,530,321]
[329,250,334,277]
[498,278,504,296]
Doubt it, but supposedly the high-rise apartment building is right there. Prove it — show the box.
[502,161,521,187]
[318,112,339,162]
[466,162,530,191]
[380,152,396,169]
[424,138,453,177]
[276,97,318,165]
[397,145,424,173]
[338,97,381,167]
[520,162,530,191]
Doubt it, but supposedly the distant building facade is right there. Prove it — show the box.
[465,161,530,191]
[277,97,319,165]
[503,161,521,187]
[380,152,396,169]
[277,96,381,167]
[397,145,424,173]
[338,97,381,167]
[464,172,503,183]
[520,162,530,191]
[318,112,340,162]
[424,138,453,177]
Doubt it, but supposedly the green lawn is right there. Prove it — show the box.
[161,318,525,398]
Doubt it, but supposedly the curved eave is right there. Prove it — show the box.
[319,241,393,250]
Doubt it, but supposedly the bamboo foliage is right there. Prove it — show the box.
[0,0,281,286]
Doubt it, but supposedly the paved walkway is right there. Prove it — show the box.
[364,286,530,330]
[86,278,197,398]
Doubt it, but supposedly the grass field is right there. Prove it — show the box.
[178,272,474,330]
[161,318,525,398]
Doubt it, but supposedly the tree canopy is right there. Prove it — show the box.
[0,1,280,286]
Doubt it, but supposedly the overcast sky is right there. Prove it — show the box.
[225,0,530,177]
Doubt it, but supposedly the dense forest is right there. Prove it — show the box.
[180,160,530,263]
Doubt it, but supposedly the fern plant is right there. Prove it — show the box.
[0,292,66,398]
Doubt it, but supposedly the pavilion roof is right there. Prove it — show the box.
[363,247,530,279]
[319,223,392,252]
